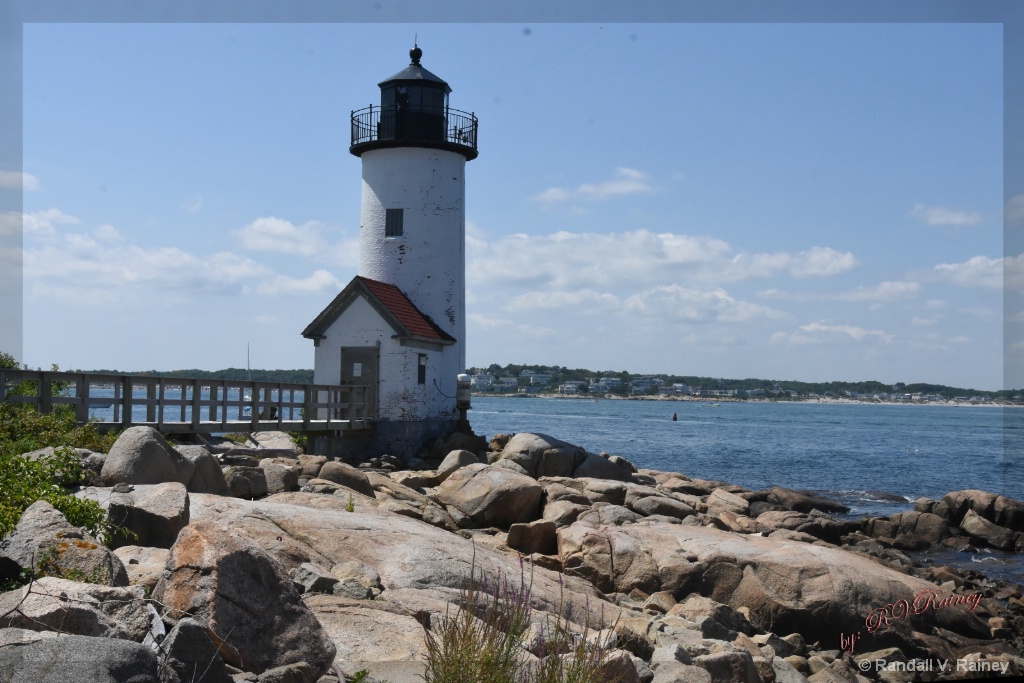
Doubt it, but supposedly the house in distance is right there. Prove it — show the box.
[302,45,478,460]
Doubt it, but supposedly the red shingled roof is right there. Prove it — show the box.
[301,275,455,344]
[355,276,454,342]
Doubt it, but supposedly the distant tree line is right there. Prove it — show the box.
[466,363,1010,399]
[84,368,315,384]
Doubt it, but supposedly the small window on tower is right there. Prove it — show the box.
[418,354,427,385]
[385,208,404,237]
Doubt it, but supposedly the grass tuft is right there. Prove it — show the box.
[423,550,620,683]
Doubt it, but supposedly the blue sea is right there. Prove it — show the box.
[468,396,1024,583]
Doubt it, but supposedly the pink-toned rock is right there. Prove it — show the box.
[557,521,991,653]
[153,521,336,678]
[434,463,542,527]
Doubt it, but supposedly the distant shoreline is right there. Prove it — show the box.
[472,393,1020,407]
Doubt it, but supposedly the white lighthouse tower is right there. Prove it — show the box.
[303,45,478,460]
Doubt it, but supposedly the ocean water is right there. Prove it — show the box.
[468,396,1024,583]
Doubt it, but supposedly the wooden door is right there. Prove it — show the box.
[339,346,378,420]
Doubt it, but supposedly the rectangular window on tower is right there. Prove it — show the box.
[385,208,404,237]
[418,354,427,385]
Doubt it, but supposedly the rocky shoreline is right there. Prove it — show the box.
[1,427,1022,682]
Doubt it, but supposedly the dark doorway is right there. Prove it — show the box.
[340,346,378,420]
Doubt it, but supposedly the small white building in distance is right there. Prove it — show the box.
[302,45,478,460]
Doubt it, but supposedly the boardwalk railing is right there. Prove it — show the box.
[0,370,374,434]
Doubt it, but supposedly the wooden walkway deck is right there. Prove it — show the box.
[0,369,373,434]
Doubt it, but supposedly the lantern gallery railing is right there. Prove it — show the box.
[350,104,478,156]
[0,369,375,434]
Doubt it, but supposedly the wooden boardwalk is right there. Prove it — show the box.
[0,369,373,434]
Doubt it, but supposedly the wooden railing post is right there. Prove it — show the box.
[75,375,90,424]
[122,376,133,428]
[191,379,201,431]
[39,372,52,415]
[146,381,156,423]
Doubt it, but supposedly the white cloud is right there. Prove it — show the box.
[93,225,124,244]
[22,208,80,240]
[786,247,859,277]
[910,203,983,227]
[256,269,341,296]
[469,228,856,292]
[468,313,512,329]
[509,289,620,312]
[0,171,40,191]
[623,285,781,323]
[837,281,921,303]
[235,217,329,257]
[532,168,654,204]
[931,255,1004,288]
[235,215,359,267]
[800,322,893,343]
[772,321,893,346]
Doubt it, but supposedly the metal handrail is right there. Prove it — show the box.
[0,369,374,434]
[350,104,477,151]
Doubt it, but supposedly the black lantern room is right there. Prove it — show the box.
[350,45,478,160]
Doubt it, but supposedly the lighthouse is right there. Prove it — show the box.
[302,45,478,460]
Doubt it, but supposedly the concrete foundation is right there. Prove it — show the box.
[312,418,457,463]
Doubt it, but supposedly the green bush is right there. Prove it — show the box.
[0,352,119,543]
[0,444,109,541]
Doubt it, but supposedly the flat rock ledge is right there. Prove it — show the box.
[0,427,1022,683]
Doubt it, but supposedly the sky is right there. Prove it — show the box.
[2,12,1016,390]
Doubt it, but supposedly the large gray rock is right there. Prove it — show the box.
[107,482,189,549]
[259,460,299,494]
[305,594,429,669]
[630,495,694,520]
[153,520,336,678]
[0,633,159,683]
[434,463,543,528]
[542,500,589,527]
[318,461,374,497]
[573,452,632,482]
[756,510,855,545]
[100,426,194,486]
[862,510,951,547]
[596,648,642,683]
[177,445,230,495]
[577,505,639,527]
[179,492,611,647]
[766,487,850,514]
[436,449,481,483]
[112,545,168,593]
[223,466,268,499]
[960,509,1016,549]
[556,521,991,653]
[0,500,127,586]
[693,651,762,683]
[706,488,750,516]
[296,454,327,478]
[158,617,234,683]
[495,433,586,478]
[153,520,333,675]
[0,576,151,640]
